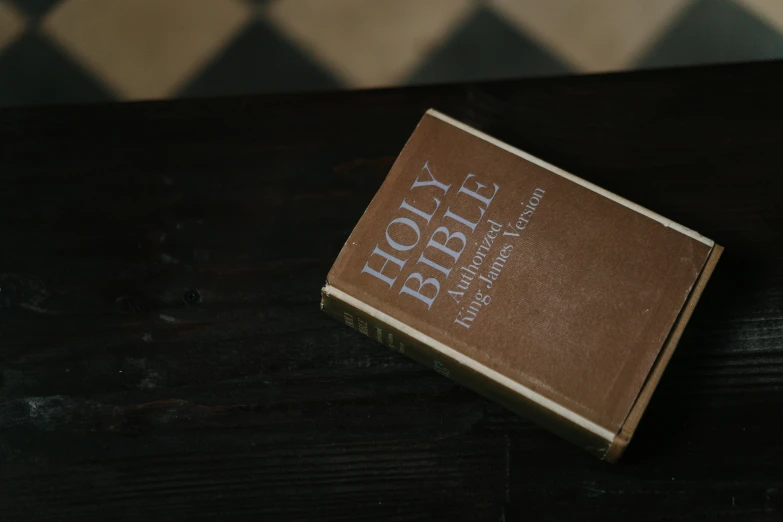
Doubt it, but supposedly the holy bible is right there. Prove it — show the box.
[321,109,722,461]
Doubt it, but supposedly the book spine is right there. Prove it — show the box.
[321,286,614,459]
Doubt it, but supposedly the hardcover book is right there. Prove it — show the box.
[321,109,722,461]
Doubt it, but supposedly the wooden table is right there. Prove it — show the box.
[1,61,781,521]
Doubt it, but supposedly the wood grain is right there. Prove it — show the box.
[1,61,782,520]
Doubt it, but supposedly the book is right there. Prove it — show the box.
[321,109,722,461]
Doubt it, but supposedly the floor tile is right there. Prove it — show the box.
[734,0,783,33]
[0,2,27,51]
[637,0,783,68]
[41,0,252,100]
[3,0,782,109]
[409,7,570,85]
[0,32,111,107]
[180,19,340,97]
[11,0,62,19]
[491,0,692,72]
[266,0,476,88]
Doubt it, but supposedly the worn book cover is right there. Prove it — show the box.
[321,109,722,461]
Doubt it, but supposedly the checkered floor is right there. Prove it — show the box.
[2,0,783,107]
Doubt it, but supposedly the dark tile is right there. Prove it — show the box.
[637,0,783,68]
[180,20,341,98]
[12,0,63,19]
[408,7,570,86]
[0,32,112,107]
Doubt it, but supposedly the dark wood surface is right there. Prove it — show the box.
[1,60,782,521]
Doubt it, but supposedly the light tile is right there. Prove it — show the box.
[267,0,476,88]
[734,0,783,33]
[41,0,253,100]
[490,0,693,72]
[0,2,27,51]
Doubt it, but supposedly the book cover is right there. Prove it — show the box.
[321,109,722,461]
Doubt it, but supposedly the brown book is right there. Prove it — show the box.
[321,110,722,461]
